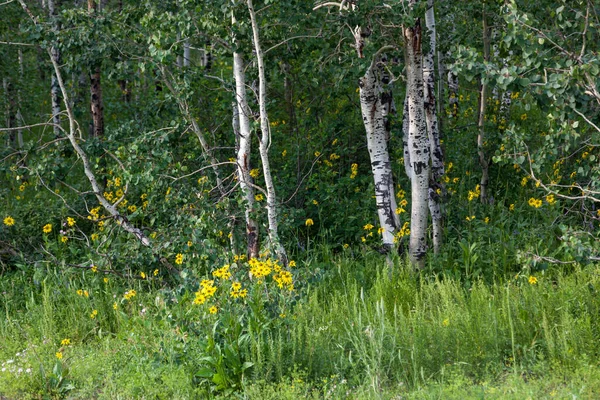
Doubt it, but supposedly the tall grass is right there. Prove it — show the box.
[1,252,600,398]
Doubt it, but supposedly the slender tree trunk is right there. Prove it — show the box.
[447,55,459,119]
[247,0,287,264]
[424,0,443,254]
[183,39,191,68]
[478,8,490,203]
[17,48,24,149]
[3,78,17,148]
[232,11,260,259]
[88,0,104,138]
[405,11,430,269]
[48,0,62,138]
[359,54,400,250]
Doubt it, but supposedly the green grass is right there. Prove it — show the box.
[1,252,600,399]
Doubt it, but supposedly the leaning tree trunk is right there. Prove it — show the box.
[247,0,287,264]
[477,8,491,204]
[359,53,400,250]
[232,11,259,259]
[424,0,444,254]
[405,11,430,269]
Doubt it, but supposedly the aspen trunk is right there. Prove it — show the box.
[247,0,287,264]
[478,8,490,203]
[405,13,430,269]
[359,55,400,250]
[424,0,443,254]
[233,11,260,259]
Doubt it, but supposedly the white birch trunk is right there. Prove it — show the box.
[359,55,400,249]
[424,0,443,254]
[232,11,259,259]
[405,13,430,268]
[247,0,287,264]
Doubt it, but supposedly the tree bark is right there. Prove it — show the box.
[405,12,430,269]
[247,0,288,264]
[232,11,260,259]
[359,53,400,250]
[424,0,443,254]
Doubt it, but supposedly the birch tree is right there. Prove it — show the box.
[359,52,401,250]
[405,0,430,268]
[247,0,287,263]
[232,9,259,259]
[424,0,444,254]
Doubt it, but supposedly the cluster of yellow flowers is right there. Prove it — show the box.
[350,163,358,179]
[193,280,217,305]
[123,289,136,300]
[230,281,248,299]
[394,222,410,242]
[528,197,543,208]
[233,254,247,263]
[213,264,232,280]
[467,185,481,202]
[90,309,98,319]
[249,257,274,280]
[273,270,293,291]
[87,206,102,221]
[76,289,89,297]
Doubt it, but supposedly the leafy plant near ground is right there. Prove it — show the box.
[2,245,600,398]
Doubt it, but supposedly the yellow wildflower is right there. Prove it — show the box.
[305,218,314,227]
[91,265,98,273]
[153,269,159,276]
[43,224,52,233]
[209,306,218,314]
[61,338,71,346]
[255,194,264,201]
[175,253,184,265]
[363,223,374,231]
[249,169,260,178]
[3,216,15,226]
[60,236,68,243]
[90,309,98,319]
[528,276,538,285]
[55,352,63,360]
[140,271,146,279]
[67,217,76,227]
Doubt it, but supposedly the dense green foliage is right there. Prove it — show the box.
[1,0,599,398]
